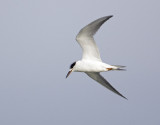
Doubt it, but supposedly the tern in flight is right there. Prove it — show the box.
[66,16,127,99]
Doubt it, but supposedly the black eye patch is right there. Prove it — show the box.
[70,62,76,69]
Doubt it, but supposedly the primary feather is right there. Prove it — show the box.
[76,16,113,61]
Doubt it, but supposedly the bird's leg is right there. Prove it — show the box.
[106,68,113,71]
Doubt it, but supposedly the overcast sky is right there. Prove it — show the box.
[0,0,160,125]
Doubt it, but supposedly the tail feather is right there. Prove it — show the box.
[116,68,126,71]
[112,65,126,71]
[112,65,126,68]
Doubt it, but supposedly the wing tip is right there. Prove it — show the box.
[106,15,113,19]
[115,89,128,100]
[121,95,128,100]
[109,15,113,18]
[101,15,113,21]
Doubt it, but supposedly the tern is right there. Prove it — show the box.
[66,15,127,99]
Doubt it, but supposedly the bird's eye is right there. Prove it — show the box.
[70,62,76,69]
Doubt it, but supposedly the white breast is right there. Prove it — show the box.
[73,60,109,72]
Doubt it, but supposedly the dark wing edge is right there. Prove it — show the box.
[76,15,113,39]
[86,72,127,100]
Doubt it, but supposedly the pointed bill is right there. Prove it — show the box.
[66,69,72,78]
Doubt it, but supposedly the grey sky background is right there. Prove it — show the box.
[0,0,160,125]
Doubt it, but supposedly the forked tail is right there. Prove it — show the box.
[112,65,126,71]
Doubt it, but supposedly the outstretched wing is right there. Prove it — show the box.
[86,72,127,99]
[76,16,113,61]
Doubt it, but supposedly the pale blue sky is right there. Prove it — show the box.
[0,0,160,125]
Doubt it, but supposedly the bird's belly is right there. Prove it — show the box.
[75,62,107,72]
[78,68,105,72]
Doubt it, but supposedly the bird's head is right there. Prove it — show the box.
[66,61,76,78]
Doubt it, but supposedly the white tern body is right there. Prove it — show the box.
[66,16,127,99]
